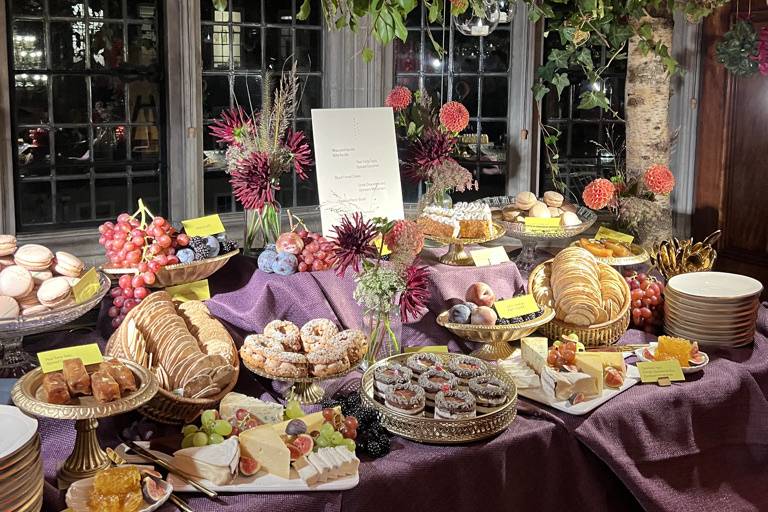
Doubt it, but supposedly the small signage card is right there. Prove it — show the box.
[166,279,211,303]
[405,345,449,353]
[637,360,685,384]
[38,343,103,373]
[372,237,392,256]
[311,108,405,237]
[72,267,100,304]
[494,295,540,318]
[595,226,634,244]
[181,214,226,237]
[524,217,562,234]
[470,245,510,267]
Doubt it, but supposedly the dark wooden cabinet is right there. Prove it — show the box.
[695,5,768,294]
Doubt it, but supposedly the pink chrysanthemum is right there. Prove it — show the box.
[384,220,424,257]
[330,213,379,277]
[229,151,277,211]
[643,164,675,195]
[582,178,616,210]
[400,263,431,323]
[439,101,470,133]
[210,106,254,145]
[283,129,313,180]
[403,129,456,182]
[385,86,413,112]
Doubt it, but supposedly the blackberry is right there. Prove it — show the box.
[365,434,391,458]
[354,406,379,430]
[340,392,362,416]
[220,239,238,253]
[319,396,340,410]
[188,236,210,261]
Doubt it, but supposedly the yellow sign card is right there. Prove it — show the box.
[595,226,634,244]
[405,345,449,353]
[494,295,540,318]
[181,214,226,237]
[166,279,211,303]
[38,343,103,373]
[372,237,392,256]
[637,360,685,384]
[524,217,562,234]
[470,245,510,267]
[72,267,100,304]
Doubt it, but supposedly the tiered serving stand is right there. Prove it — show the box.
[425,222,506,266]
[476,197,597,271]
[242,359,359,404]
[0,271,110,376]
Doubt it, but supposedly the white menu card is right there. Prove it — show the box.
[311,107,405,237]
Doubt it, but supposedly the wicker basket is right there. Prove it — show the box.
[528,259,631,347]
[105,299,240,424]
[154,249,239,287]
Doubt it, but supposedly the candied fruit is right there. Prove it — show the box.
[88,466,144,512]
[656,336,692,368]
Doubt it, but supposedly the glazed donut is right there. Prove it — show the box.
[330,329,368,366]
[300,319,339,353]
[263,350,308,378]
[264,320,302,352]
[306,345,350,377]
[240,334,281,369]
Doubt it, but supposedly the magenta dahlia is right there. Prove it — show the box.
[385,86,413,112]
[330,213,379,277]
[283,129,313,179]
[439,101,470,133]
[400,263,431,323]
[229,151,277,211]
[403,129,456,182]
[210,106,254,145]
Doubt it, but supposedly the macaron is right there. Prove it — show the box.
[515,191,537,211]
[17,286,40,307]
[0,265,34,298]
[29,270,52,286]
[14,244,54,271]
[37,276,73,308]
[0,296,19,319]
[0,235,16,257]
[53,251,84,277]
[22,304,49,317]
[529,202,551,218]
[543,190,564,208]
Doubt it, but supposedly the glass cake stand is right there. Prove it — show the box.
[425,222,506,266]
[477,197,597,272]
[0,272,110,376]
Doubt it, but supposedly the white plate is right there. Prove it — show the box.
[663,301,759,322]
[633,342,709,374]
[513,358,641,416]
[663,314,757,333]
[0,406,37,460]
[65,465,172,512]
[663,326,755,346]
[667,272,763,300]
[115,443,360,493]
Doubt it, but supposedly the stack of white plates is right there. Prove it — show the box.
[0,406,43,512]
[664,271,763,347]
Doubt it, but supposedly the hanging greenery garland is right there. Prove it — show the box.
[716,19,760,76]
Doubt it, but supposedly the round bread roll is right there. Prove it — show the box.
[543,191,564,208]
[529,202,551,218]
[515,191,537,211]
[561,211,581,227]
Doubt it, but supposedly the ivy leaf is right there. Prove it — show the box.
[398,0,418,12]
[393,11,408,42]
[548,48,570,69]
[559,27,577,45]
[638,23,653,41]
[579,0,597,12]
[551,73,570,98]
[352,0,368,17]
[576,48,593,70]
[407,122,417,137]
[335,16,348,29]
[362,47,375,63]
[533,83,551,103]
[577,90,610,111]
[296,0,311,21]
[429,1,440,23]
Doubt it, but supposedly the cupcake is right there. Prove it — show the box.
[373,363,412,400]
[448,355,487,389]
[385,383,425,416]
[434,389,476,420]
[405,352,442,380]
[418,369,458,408]
[468,375,509,413]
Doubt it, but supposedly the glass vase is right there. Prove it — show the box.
[361,306,403,370]
[454,0,501,37]
[418,182,453,214]
[244,203,281,257]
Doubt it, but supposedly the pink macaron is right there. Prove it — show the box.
[37,276,73,308]
[14,244,54,271]
[29,270,53,286]
[0,235,16,257]
[0,296,20,319]
[22,304,50,316]
[53,251,84,278]
[0,265,35,298]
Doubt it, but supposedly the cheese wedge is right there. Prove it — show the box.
[257,407,341,436]
[239,428,290,480]
[541,367,598,400]
[172,437,239,485]
[293,455,320,486]
[333,446,359,475]
[591,352,627,374]
[521,337,549,374]
[574,353,604,396]
[219,392,284,424]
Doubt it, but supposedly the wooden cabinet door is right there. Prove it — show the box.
[695,6,768,295]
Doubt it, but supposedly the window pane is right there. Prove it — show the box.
[50,21,87,70]
[94,178,128,219]
[132,172,162,213]
[264,0,293,23]
[202,25,231,70]
[265,27,292,69]
[131,125,161,160]
[295,30,321,72]
[204,171,236,214]
[94,126,127,161]
[203,75,231,119]
[12,22,45,69]
[90,0,123,18]
[297,75,321,118]
[127,0,157,19]
[233,74,262,111]
[233,0,262,23]
[127,23,159,68]
[50,0,85,17]
[424,76,447,104]
[484,31,510,72]
[482,76,507,118]
[235,27,261,70]
[12,0,43,16]
[52,76,88,123]
[480,121,508,162]
[453,33,479,73]
[452,76,477,114]
[17,128,51,177]
[14,75,49,124]
[93,76,126,122]
[55,127,89,162]
[128,80,160,123]
[90,23,124,69]
[56,179,92,222]
[394,33,420,73]
[18,182,53,226]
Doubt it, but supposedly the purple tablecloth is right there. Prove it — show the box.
[26,253,768,512]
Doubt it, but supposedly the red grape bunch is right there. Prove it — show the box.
[624,270,665,333]
[99,200,190,328]
[295,230,337,273]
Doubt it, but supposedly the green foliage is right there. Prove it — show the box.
[716,20,759,77]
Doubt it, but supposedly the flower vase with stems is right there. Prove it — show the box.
[361,301,402,370]
[244,203,281,256]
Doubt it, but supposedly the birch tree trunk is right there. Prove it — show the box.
[621,15,675,247]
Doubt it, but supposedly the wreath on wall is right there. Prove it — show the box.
[716,18,768,76]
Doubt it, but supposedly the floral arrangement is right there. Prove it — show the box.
[330,213,431,365]
[384,86,475,211]
[209,64,313,253]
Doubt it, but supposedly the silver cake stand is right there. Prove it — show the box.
[0,271,110,376]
